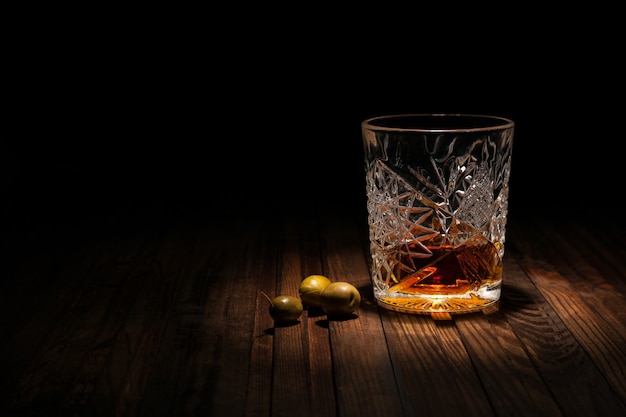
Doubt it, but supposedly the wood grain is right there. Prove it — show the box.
[509,218,626,413]
[2,205,625,417]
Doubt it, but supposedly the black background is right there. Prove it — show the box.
[4,12,622,249]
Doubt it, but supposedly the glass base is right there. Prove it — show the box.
[374,281,501,317]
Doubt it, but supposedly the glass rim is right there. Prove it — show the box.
[362,113,515,133]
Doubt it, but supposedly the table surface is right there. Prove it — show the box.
[2,197,626,417]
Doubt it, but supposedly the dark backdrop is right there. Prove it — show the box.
[4,19,621,249]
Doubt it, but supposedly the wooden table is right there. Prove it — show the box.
[2,196,625,417]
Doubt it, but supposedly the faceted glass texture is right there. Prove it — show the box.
[362,114,514,314]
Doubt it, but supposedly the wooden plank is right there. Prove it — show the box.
[548,216,626,314]
[319,207,405,417]
[189,210,267,417]
[380,311,496,417]
[269,206,336,417]
[270,208,319,417]
[127,218,227,417]
[3,225,159,417]
[516,217,626,384]
[58,215,200,416]
[0,237,103,409]
[557,218,626,290]
[303,310,337,417]
[66,238,171,417]
[455,256,564,416]
[507,220,626,415]
[245,210,279,417]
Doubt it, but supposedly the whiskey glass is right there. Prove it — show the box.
[362,114,515,315]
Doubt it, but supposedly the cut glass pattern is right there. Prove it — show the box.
[365,130,513,294]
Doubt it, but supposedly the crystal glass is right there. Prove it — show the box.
[362,114,515,315]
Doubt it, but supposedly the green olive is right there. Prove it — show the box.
[319,282,361,316]
[262,292,303,323]
[299,274,332,308]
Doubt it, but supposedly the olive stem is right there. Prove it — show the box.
[261,291,274,306]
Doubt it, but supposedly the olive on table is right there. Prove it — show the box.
[298,274,332,308]
[319,281,361,317]
[262,292,303,323]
